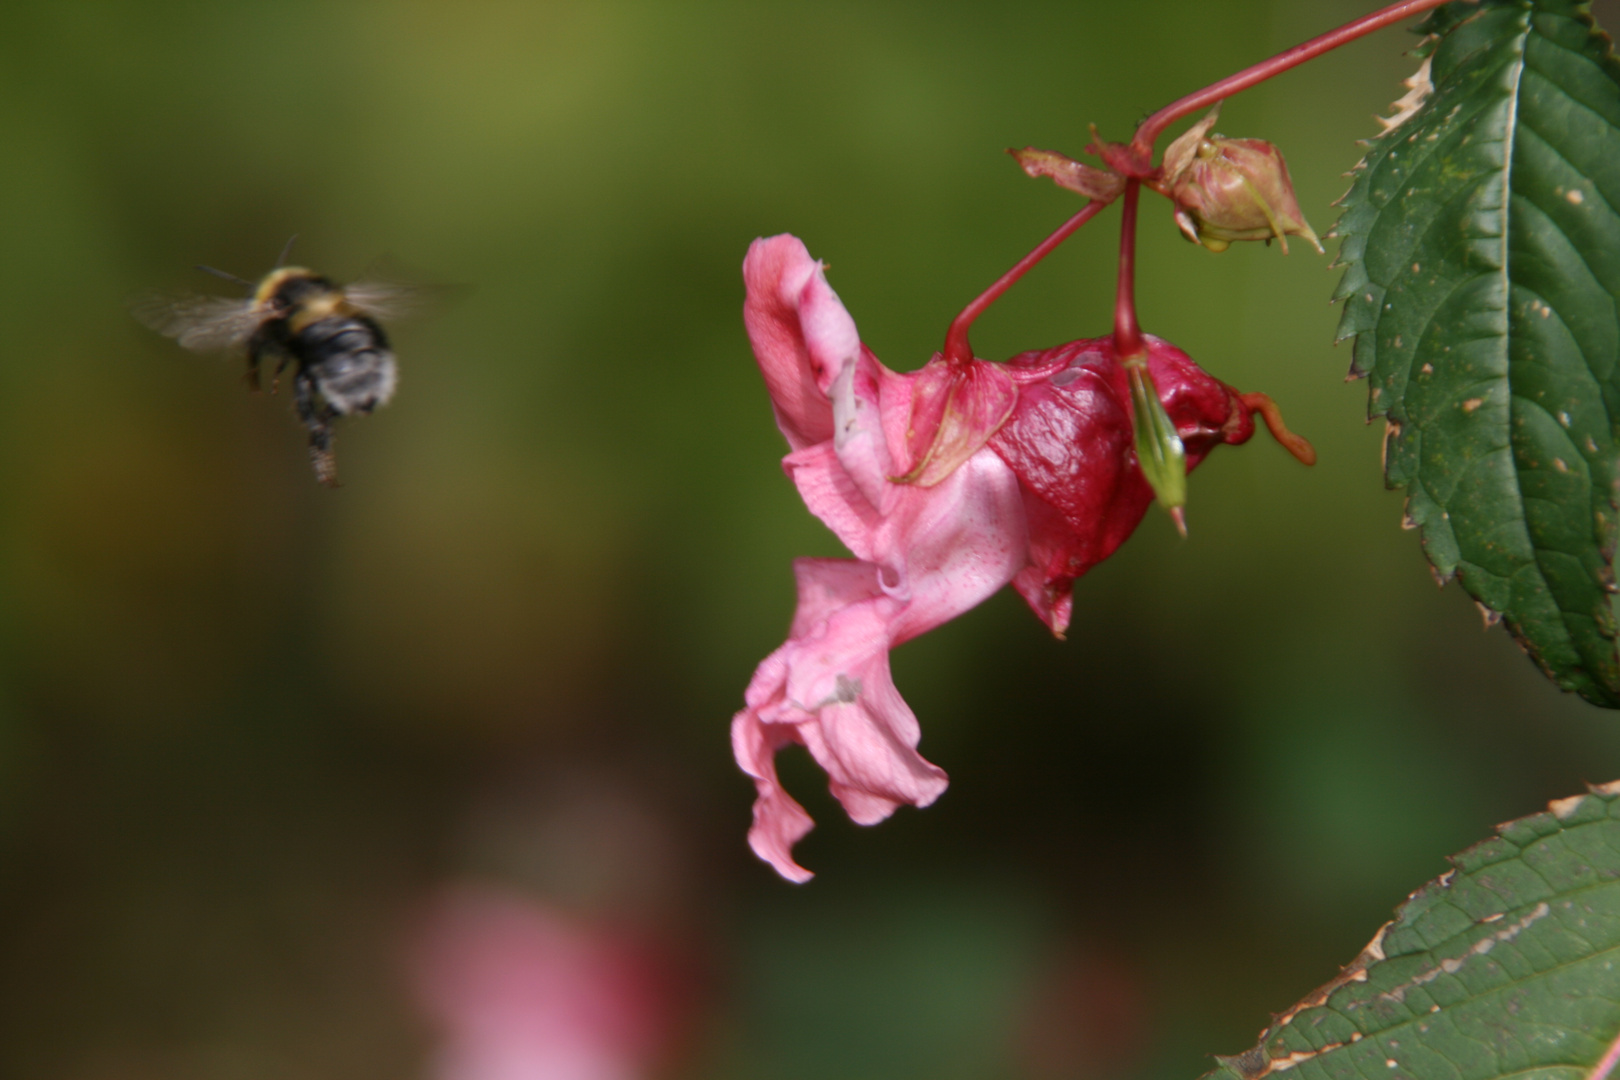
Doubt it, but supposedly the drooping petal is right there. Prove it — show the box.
[877,449,1028,646]
[733,235,1031,882]
[781,587,947,824]
[735,440,1024,880]
[732,678,818,884]
[783,441,884,564]
[743,235,861,450]
[798,645,946,826]
[735,558,945,881]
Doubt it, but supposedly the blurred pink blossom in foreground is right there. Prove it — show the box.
[734,234,1271,881]
[410,885,678,1080]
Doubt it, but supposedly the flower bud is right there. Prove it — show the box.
[1160,105,1322,254]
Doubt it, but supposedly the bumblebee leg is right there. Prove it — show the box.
[271,354,291,394]
[244,343,263,392]
[294,373,341,487]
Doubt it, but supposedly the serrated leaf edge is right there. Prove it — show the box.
[1330,0,1620,704]
[1201,780,1620,1080]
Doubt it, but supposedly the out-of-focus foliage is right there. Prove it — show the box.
[1334,0,1620,706]
[0,1,1618,1079]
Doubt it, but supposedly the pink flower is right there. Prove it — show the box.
[734,235,1283,881]
[735,236,1028,883]
[409,885,679,1080]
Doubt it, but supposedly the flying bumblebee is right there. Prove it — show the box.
[135,249,421,485]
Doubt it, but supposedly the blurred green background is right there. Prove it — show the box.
[3,1,1620,1077]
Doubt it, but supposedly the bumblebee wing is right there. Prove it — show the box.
[343,279,456,322]
[131,293,268,353]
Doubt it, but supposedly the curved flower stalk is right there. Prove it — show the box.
[734,235,1308,881]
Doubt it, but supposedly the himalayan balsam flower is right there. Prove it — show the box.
[734,234,1269,881]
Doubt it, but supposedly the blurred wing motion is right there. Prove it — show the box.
[130,293,268,353]
[344,279,458,322]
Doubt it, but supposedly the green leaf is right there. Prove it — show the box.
[1200,781,1620,1080]
[1332,0,1620,705]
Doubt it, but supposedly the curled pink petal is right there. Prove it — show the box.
[735,557,962,881]
[732,683,817,884]
[742,235,860,451]
[737,239,1029,880]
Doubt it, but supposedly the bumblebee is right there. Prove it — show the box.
[135,256,418,485]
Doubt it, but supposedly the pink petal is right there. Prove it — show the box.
[733,235,1031,882]
[797,644,947,825]
[895,356,1018,488]
[742,235,861,451]
[737,446,1024,880]
[731,692,817,884]
[829,346,899,512]
[783,441,884,564]
[734,559,948,879]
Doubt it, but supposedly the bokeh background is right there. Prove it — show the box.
[3,1,1620,1077]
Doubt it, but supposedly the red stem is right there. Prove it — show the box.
[1113,179,1143,356]
[1131,0,1460,158]
[942,199,1109,364]
[944,0,1462,366]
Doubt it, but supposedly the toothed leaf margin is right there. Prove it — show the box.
[1201,781,1620,1080]
[1332,0,1620,704]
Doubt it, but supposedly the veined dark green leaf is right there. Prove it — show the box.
[1332,0,1620,705]
[1201,781,1620,1080]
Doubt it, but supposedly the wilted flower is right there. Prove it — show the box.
[734,235,1306,881]
[1159,105,1322,254]
[990,334,1263,633]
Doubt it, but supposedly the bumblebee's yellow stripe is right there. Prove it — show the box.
[288,292,352,333]
[252,266,314,306]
